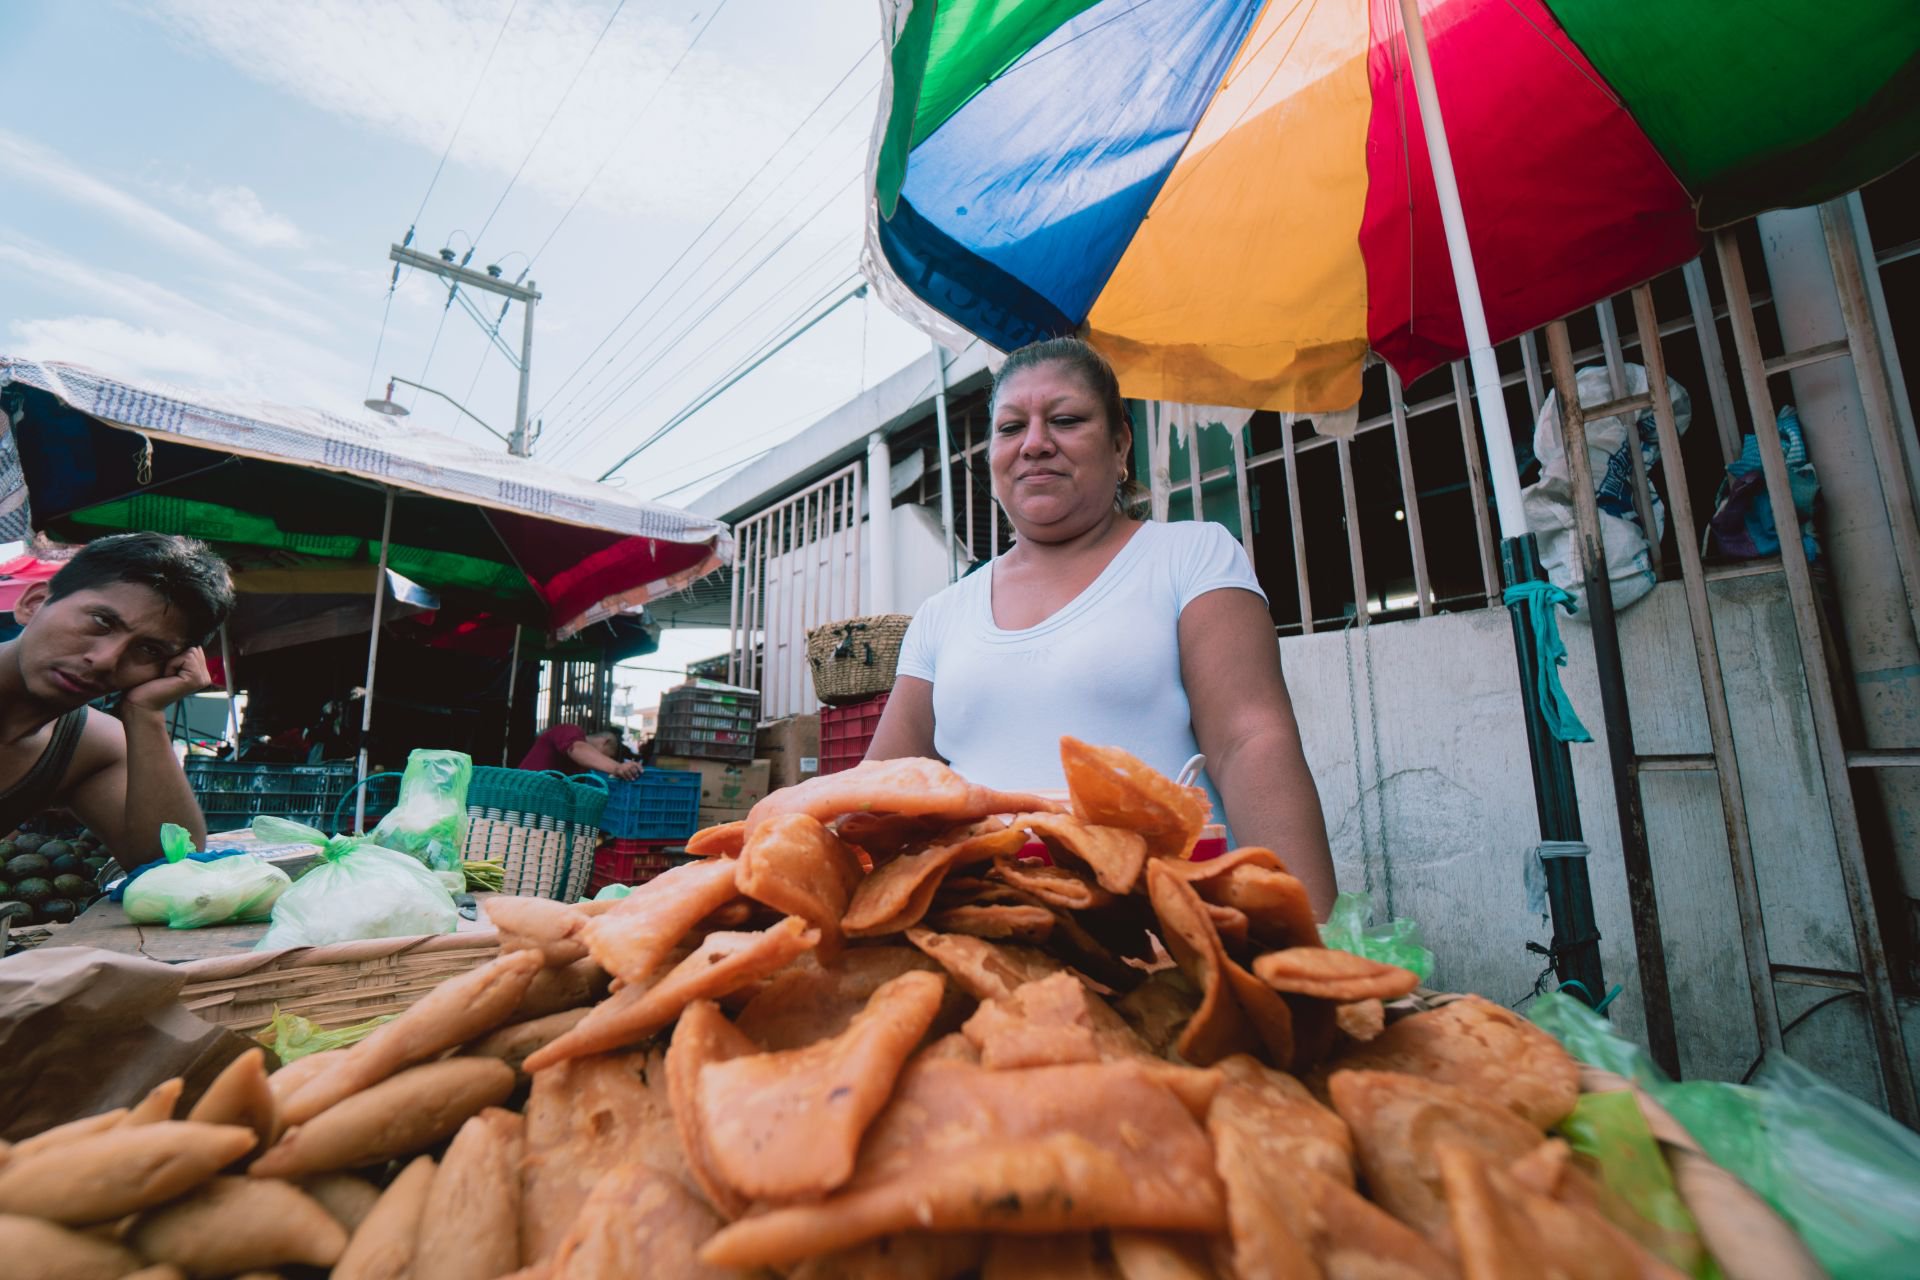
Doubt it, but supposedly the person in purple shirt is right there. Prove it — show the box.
[517,722,640,779]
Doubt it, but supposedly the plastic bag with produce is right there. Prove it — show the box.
[367,749,472,872]
[121,824,292,930]
[250,817,458,950]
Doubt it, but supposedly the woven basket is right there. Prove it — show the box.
[461,767,608,902]
[807,614,912,705]
[173,931,500,1032]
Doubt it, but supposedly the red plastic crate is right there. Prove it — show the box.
[589,837,680,894]
[819,691,889,775]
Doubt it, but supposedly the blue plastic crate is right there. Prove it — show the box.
[599,768,701,840]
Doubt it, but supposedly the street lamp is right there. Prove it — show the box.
[364,377,514,449]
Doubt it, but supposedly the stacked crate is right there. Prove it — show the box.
[653,682,772,830]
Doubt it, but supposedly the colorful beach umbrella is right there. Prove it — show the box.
[866,0,1920,414]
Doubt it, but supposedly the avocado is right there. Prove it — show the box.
[38,898,77,924]
[52,873,93,901]
[38,839,72,862]
[83,856,110,875]
[12,877,52,906]
[0,901,30,926]
[48,853,86,879]
[0,841,13,861]
[12,833,45,855]
[0,878,10,899]
[5,853,50,881]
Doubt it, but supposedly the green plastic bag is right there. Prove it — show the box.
[592,882,632,902]
[121,823,292,929]
[251,816,458,950]
[1561,1090,1719,1278]
[368,749,472,872]
[1318,891,1436,982]
[259,1008,394,1064]
[1533,992,1920,1279]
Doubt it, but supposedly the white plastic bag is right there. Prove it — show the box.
[121,824,291,929]
[250,817,458,951]
[1522,363,1690,616]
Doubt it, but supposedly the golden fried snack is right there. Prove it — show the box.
[699,1058,1225,1268]
[981,1234,1116,1279]
[578,855,742,984]
[0,1212,141,1280]
[788,1234,986,1280]
[926,902,1057,944]
[1212,1055,1354,1184]
[1334,999,1387,1043]
[1114,972,1199,1058]
[512,958,613,1022]
[267,1048,345,1106]
[8,1108,128,1159]
[521,1048,686,1263]
[121,1267,189,1280]
[1145,862,1293,1068]
[1325,996,1580,1130]
[832,812,958,860]
[486,895,607,966]
[0,1121,255,1224]
[466,1008,593,1073]
[1108,1232,1218,1280]
[1298,1168,1457,1280]
[1438,1142,1681,1280]
[414,1109,523,1280]
[299,1172,382,1231]
[1060,737,1207,862]
[1254,948,1420,1003]
[698,970,946,1202]
[990,859,1114,912]
[249,1058,515,1179]
[125,1077,183,1125]
[1327,1070,1542,1244]
[1192,863,1319,952]
[962,971,1106,1069]
[548,1163,754,1280]
[1016,811,1153,896]
[129,1176,348,1274]
[744,756,1063,836]
[332,1154,435,1280]
[187,1047,276,1150]
[734,948,942,1051]
[1203,903,1250,954]
[843,822,1031,938]
[1207,1102,1318,1280]
[905,927,1080,1001]
[523,918,818,1072]
[686,820,747,858]
[280,950,543,1126]
[668,1001,758,1220]
[737,814,865,961]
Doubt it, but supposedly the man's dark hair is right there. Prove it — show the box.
[46,533,235,645]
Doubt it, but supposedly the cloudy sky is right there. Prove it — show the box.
[0,0,931,512]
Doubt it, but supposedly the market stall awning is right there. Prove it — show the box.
[0,359,733,638]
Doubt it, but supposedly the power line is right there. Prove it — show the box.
[472,0,631,249]
[543,85,874,434]
[548,159,866,451]
[535,39,878,420]
[530,0,734,268]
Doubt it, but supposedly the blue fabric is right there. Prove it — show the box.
[1503,581,1593,744]
[108,847,249,901]
[888,0,1261,341]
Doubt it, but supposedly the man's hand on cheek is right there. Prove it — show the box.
[122,645,213,713]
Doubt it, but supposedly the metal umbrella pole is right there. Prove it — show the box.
[1396,0,1606,1004]
[501,627,523,766]
[355,489,396,833]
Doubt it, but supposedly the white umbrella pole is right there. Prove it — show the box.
[501,627,523,766]
[217,624,240,751]
[1395,0,1525,540]
[356,489,395,832]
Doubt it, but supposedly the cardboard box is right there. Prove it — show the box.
[657,756,770,808]
[697,804,755,830]
[757,714,820,790]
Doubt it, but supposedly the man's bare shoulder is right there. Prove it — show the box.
[66,706,128,780]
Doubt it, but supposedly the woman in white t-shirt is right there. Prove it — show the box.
[865,337,1336,916]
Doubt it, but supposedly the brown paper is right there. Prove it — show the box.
[0,946,257,1140]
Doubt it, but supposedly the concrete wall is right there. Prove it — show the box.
[1282,571,1904,1100]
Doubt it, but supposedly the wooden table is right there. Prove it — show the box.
[50,893,503,965]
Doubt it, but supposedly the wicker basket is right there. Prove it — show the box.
[461,767,608,903]
[172,931,501,1032]
[806,614,912,705]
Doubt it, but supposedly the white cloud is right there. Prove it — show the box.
[8,316,229,383]
[193,184,308,249]
[144,0,879,232]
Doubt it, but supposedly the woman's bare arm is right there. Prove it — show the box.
[861,675,941,762]
[1179,588,1337,917]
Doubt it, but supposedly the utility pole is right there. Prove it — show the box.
[389,244,541,457]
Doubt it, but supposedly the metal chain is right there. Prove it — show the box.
[1342,620,1375,908]
[1361,619,1395,920]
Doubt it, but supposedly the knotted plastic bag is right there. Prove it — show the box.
[1318,891,1436,983]
[251,816,458,951]
[260,1008,394,1064]
[121,823,292,929]
[368,749,472,872]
